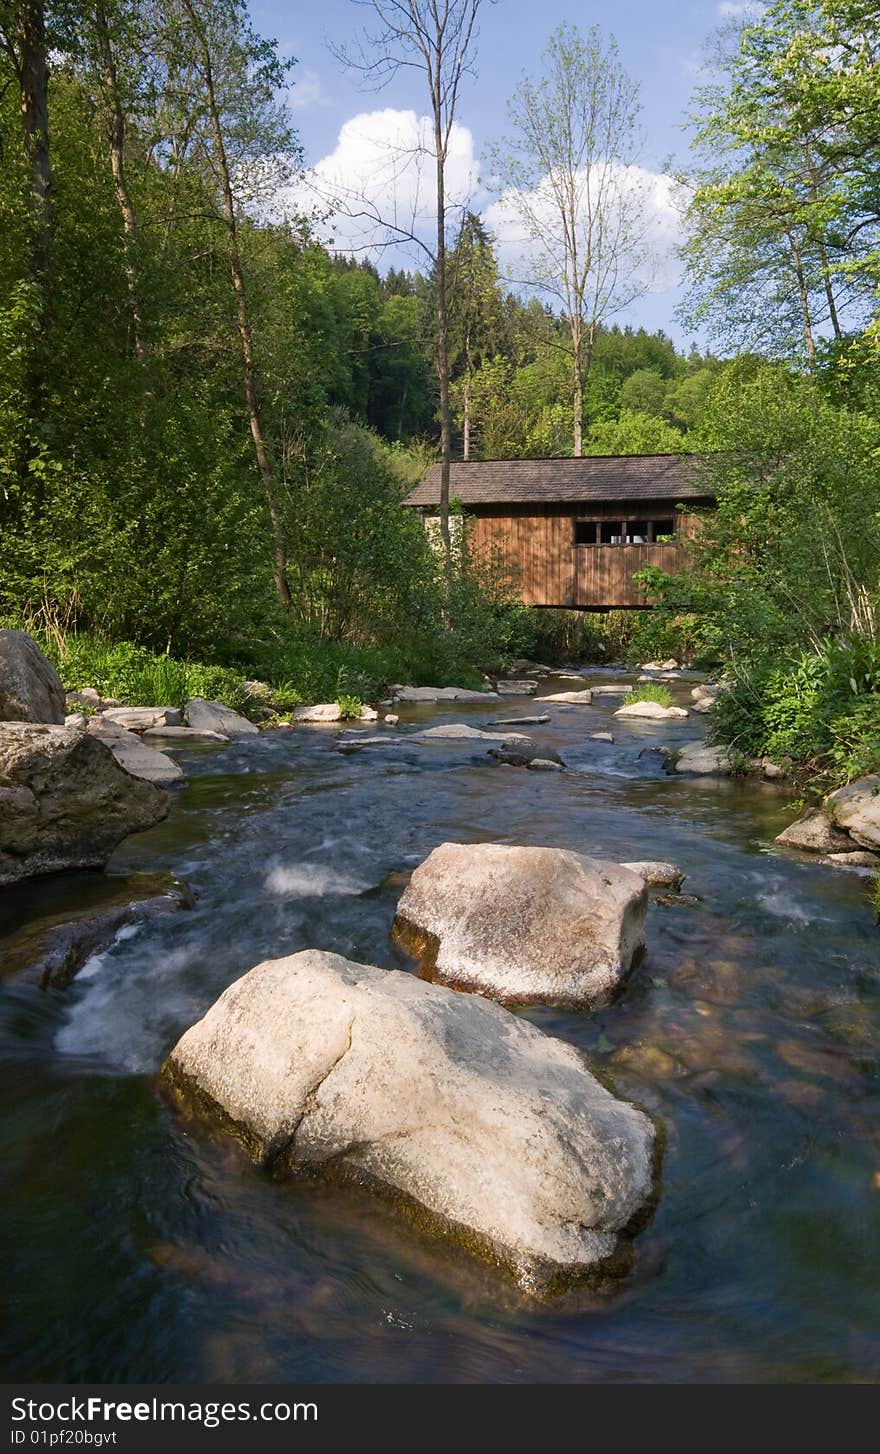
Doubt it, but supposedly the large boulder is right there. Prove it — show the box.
[776,808,848,854]
[0,723,169,886]
[673,741,739,775]
[183,697,258,736]
[393,842,647,1007]
[615,701,688,721]
[826,775,880,850]
[293,702,377,724]
[0,630,65,724]
[162,950,655,1290]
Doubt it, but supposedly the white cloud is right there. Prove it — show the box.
[484,165,683,299]
[288,68,328,113]
[279,108,682,303]
[283,108,480,261]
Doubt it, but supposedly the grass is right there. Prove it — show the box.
[621,683,676,708]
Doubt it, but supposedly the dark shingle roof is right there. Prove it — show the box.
[403,454,713,507]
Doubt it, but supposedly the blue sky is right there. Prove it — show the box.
[248,0,749,347]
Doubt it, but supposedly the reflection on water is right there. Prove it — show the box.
[1,674,879,1382]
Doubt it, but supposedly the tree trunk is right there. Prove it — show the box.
[15,1,52,301]
[790,237,816,376]
[571,318,583,457]
[181,0,291,608]
[818,237,842,343]
[434,111,452,575]
[95,3,147,363]
[462,376,471,461]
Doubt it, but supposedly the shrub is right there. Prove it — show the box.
[336,694,364,720]
[621,683,675,708]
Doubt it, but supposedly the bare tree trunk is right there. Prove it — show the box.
[818,237,842,343]
[434,110,452,574]
[462,376,471,461]
[95,3,147,363]
[571,317,583,456]
[15,1,52,300]
[788,235,816,375]
[181,0,291,607]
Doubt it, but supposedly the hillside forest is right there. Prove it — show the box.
[1,0,879,791]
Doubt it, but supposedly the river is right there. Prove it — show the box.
[2,671,878,1382]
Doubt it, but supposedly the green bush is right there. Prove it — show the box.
[709,636,880,785]
[621,683,675,708]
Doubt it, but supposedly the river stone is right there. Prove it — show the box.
[775,809,850,854]
[89,719,183,785]
[410,723,530,744]
[293,703,378,724]
[389,685,499,703]
[0,723,169,886]
[162,949,655,1290]
[589,685,629,696]
[590,731,614,743]
[527,758,564,772]
[534,690,593,704]
[65,713,86,730]
[101,706,182,732]
[2,873,192,988]
[673,742,743,775]
[622,861,686,890]
[394,842,647,1007]
[183,697,259,736]
[486,714,551,727]
[690,697,714,714]
[142,726,229,745]
[0,630,65,724]
[691,684,720,703]
[641,659,679,671]
[615,701,689,720]
[823,850,880,869]
[825,775,880,850]
[495,680,538,695]
[488,740,564,767]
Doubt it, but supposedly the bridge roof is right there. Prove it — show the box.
[403,454,714,508]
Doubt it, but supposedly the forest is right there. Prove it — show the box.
[1,0,879,788]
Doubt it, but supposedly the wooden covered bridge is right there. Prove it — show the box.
[402,454,714,609]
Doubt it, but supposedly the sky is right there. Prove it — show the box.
[247,0,753,349]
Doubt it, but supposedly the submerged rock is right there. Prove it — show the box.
[527,758,564,772]
[0,723,169,886]
[826,775,880,850]
[822,850,880,870]
[775,809,850,854]
[393,841,647,1007]
[162,949,656,1291]
[622,861,686,890]
[183,697,259,736]
[0,630,65,724]
[589,731,614,743]
[494,680,539,695]
[615,701,689,720]
[488,740,564,767]
[1,872,193,988]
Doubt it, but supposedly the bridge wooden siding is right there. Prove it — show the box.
[467,501,701,609]
[403,455,714,611]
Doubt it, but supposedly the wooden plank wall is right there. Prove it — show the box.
[465,501,705,609]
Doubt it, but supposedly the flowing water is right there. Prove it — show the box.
[2,673,879,1383]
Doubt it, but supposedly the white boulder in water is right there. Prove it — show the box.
[394,841,647,1007]
[162,949,656,1291]
[183,697,258,736]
